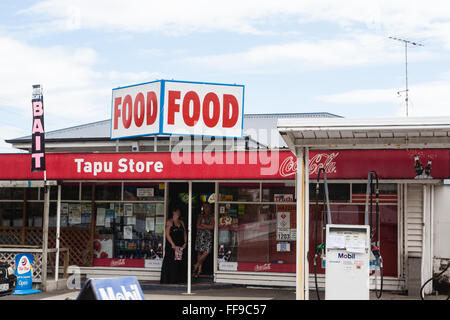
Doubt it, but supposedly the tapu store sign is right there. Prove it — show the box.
[111,80,244,139]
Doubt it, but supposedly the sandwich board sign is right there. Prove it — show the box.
[12,253,41,295]
[111,80,244,139]
[76,276,145,300]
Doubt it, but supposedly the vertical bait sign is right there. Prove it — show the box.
[31,84,45,171]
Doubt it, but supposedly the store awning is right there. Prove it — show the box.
[277,117,450,150]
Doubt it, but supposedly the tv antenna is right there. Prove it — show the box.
[389,37,424,117]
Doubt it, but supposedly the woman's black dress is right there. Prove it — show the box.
[160,222,187,284]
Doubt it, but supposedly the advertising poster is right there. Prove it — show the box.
[146,217,155,232]
[124,203,133,216]
[68,204,81,225]
[123,226,133,239]
[137,188,154,197]
[276,204,296,241]
[96,208,106,226]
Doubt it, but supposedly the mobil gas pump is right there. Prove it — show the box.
[312,169,384,300]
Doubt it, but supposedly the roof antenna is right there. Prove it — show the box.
[389,37,424,117]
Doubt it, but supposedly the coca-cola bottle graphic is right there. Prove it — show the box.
[156,243,163,259]
[224,250,232,262]
[414,155,424,176]
[218,244,225,259]
[149,249,157,260]
[424,160,432,177]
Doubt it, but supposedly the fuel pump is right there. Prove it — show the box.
[364,171,383,299]
[313,168,331,300]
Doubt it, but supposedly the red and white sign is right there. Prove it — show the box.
[111,81,161,139]
[0,149,449,181]
[111,80,244,139]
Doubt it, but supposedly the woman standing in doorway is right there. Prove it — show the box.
[193,203,214,278]
[160,207,187,284]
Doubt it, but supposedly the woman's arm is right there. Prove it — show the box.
[200,217,215,230]
[181,221,187,249]
[165,220,176,249]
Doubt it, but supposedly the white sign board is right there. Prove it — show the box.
[111,80,244,139]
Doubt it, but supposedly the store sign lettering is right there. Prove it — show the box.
[111,80,244,139]
[74,158,163,176]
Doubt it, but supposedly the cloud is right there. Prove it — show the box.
[18,1,450,42]
[317,78,450,117]
[178,34,435,74]
[0,35,163,140]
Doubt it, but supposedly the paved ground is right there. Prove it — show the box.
[1,285,448,300]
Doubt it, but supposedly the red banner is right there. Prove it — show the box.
[0,149,448,180]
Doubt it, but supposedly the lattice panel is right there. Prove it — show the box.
[0,251,43,282]
[1,227,92,267]
[0,228,22,245]
[57,228,91,267]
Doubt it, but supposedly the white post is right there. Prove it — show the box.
[304,147,310,300]
[42,181,50,291]
[296,147,305,300]
[187,181,193,294]
[55,184,61,281]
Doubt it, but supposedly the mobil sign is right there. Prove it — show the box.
[111,80,244,139]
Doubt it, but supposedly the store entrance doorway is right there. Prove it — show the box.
[168,182,215,277]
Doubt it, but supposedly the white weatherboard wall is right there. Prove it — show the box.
[406,185,424,258]
[433,185,450,279]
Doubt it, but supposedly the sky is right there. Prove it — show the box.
[2,0,450,153]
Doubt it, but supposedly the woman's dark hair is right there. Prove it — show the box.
[168,207,182,219]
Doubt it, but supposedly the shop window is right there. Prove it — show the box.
[262,182,295,203]
[81,183,94,201]
[61,183,80,201]
[219,183,260,202]
[309,183,350,202]
[38,186,58,200]
[0,202,23,227]
[0,188,24,200]
[95,183,122,201]
[26,188,39,200]
[352,183,397,194]
[93,201,165,264]
[217,203,296,273]
[123,183,165,201]
[27,202,43,227]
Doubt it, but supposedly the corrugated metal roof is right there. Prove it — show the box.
[7,112,342,148]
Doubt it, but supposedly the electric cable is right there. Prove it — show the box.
[420,260,450,300]
[366,171,383,299]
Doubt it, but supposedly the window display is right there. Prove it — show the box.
[218,182,296,273]
[93,182,165,268]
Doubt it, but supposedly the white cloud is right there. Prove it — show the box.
[317,78,450,117]
[0,36,164,122]
[19,1,450,42]
[178,34,435,74]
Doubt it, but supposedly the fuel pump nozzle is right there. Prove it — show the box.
[364,171,383,299]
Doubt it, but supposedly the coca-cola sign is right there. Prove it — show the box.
[279,152,339,177]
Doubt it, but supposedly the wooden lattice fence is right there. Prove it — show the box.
[0,226,92,267]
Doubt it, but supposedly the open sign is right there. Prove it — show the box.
[111,80,244,139]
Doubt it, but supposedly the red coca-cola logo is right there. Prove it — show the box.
[254,263,272,272]
[279,153,339,177]
[110,259,126,267]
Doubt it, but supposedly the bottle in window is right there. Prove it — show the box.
[156,243,163,259]
[224,250,232,261]
[218,244,225,259]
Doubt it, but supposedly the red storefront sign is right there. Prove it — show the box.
[0,149,448,180]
